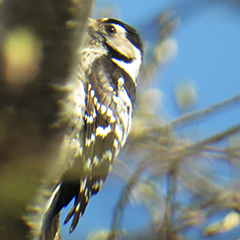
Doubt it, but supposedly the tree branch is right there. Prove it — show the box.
[171,93,240,128]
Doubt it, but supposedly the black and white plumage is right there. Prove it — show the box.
[42,18,143,236]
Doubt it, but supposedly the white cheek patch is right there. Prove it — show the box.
[107,24,142,83]
[112,46,142,83]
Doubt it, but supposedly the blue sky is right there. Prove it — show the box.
[93,0,240,138]
[62,1,240,239]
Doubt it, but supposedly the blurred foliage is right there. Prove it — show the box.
[0,0,94,239]
[2,27,42,88]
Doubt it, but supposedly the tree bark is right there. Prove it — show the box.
[0,0,94,239]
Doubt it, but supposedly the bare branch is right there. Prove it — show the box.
[171,93,240,128]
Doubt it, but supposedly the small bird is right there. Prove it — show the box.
[41,17,143,237]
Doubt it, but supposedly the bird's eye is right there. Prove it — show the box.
[106,25,117,34]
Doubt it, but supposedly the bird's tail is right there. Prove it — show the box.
[40,213,61,240]
[40,184,62,240]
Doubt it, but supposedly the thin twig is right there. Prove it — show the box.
[171,93,240,127]
[135,94,240,138]
[186,123,240,153]
[109,124,240,239]
[144,123,240,172]
[159,161,178,240]
[108,154,155,240]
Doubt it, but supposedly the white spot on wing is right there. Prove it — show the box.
[91,133,96,142]
[85,138,91,146]
[101,105,107,114]
[94,97,98,105]
[106,108,113,117]
[113,95,118,104]
[76,203,80,212]
[84,188,89,202]
[108,86,114,91]
[79,147,83,156]
[96,125,112,138]
[113,138,119,149]
[88,83,92,91]
[80,178,87,193]
[84,158,92,171]
[101,150,113,162]
[96,126,104,136]
[92,181,99,190]
[90,89,95,97]
[93,156,99,166]
[110,115,116,123]
[85,114,93,123]
[96,102,101,110]
[115,124,123,143]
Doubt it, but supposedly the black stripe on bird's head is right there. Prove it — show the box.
[88,18,143,63]
[103,18,143,55]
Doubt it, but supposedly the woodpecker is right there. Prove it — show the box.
[41,17,143,236]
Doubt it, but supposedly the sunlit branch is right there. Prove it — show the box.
[171,93,240,128]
